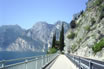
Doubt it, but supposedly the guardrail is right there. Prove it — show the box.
[0,53,58,69]
[66,54,104,69]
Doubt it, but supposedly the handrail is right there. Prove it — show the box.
[66,54,104,69]
[0,53,58,69]
[0,55,38,63]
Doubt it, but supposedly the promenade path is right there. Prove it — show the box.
[49,54,78,69]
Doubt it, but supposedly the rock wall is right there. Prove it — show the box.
[65,0,104,61]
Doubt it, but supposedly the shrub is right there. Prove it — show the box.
[67,32,76,39]
[98,4,104,11]
[82,12,85,17]
[87,8,92,12]
[80,10,84,15]
[77,38,82,44]
[70,20,76,28]
[99,11,104,21]
[91,34,96,39]
[92,38,104,53]
[93,0,103,6]
[47,48,57,54]
[91,18,96,23]
[55,41,60,49]
[91,18,96,26]
[77,20,81,26]
[71,44,77,52]
[84,25,90,31]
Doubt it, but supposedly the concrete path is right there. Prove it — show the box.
[50,55,78,69]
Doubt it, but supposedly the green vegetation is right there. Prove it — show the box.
[55,40,60,49]
[98,4,104,11]
[91,18,96,24]
[87,8,92,12]
[48,23,65,54]
[82,12,85,17]
[84,25,90,31]
[99,11,104,21]
[52,32,56,48]
[71,44,77,53]
[70,20,76,28]
[77,19,81,26]
[92,38,104,53]
[67,32,76,39]
[98,4,104,21]
[47,48,57,54]
[93,0,103,6]
[79,38,82,42]
[77,38,82,44]
[59,23,65,52]
[91,34,96,39]
[48,32,58,54]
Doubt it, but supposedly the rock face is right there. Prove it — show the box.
[0,21,69,52]
[65,0,104,61]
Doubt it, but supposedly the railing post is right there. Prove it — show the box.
[41,56,44,69]
[44,55,45,65]
[41,56,43,67]
[25,59,28,69]
[35,58,38,69]
[73,56,75,63]
[49,55,51,62]
[89,60,92,69]
[47,55,48,63]
[48,55,49,63]
[1,60,5,69]
[79,57,81,69]
[2,63,5,69]
[45,55,46,65]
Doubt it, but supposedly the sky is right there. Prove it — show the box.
[0,0,88,29]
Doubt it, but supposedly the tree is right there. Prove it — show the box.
[55,40,60,49]
[59,23,65,52]
[47,32,57,54]
[70,20,76,28]
[52,32,56,48]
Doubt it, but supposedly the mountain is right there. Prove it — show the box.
[0,21,69,52]
[25,21,69,52]
[0,25,25,50]
[65,0,104,61]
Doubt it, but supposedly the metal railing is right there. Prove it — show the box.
[0,53,58,69]
[66,54,104,69]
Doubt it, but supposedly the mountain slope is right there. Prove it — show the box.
[65,0,104,61]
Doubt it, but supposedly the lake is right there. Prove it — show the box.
[0,51,45,61]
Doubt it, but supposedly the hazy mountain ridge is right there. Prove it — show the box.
[0,21,69,52]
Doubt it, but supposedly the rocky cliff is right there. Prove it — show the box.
[65,0,104,61]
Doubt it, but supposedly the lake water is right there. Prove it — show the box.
[0,51,45,61]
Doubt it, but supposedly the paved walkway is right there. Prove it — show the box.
[50,55,78,69]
